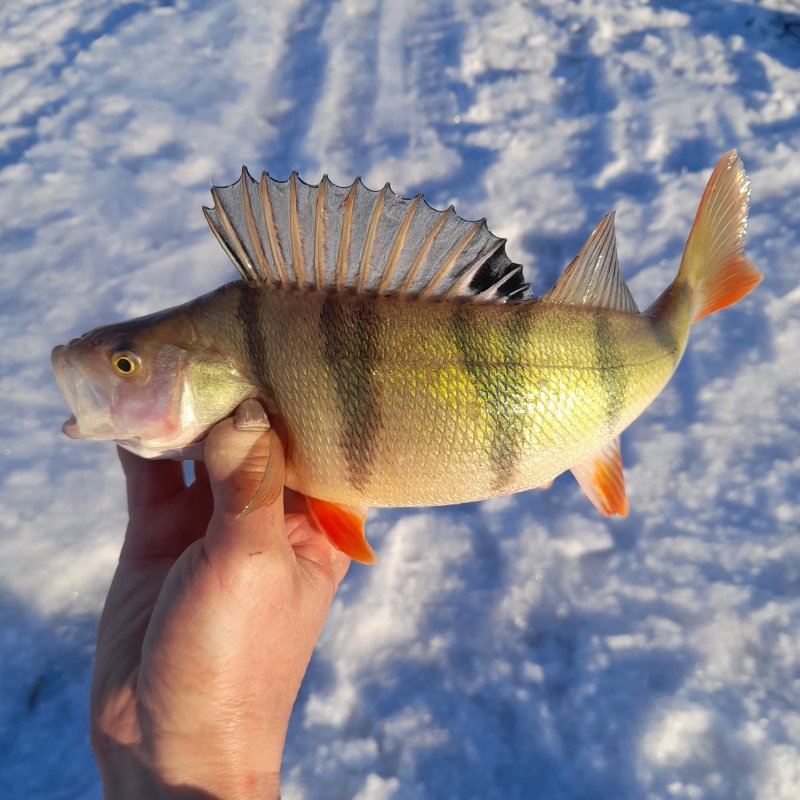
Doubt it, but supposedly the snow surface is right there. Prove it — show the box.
[1,0,799,797]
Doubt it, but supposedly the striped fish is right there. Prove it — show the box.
[52,152,762,562]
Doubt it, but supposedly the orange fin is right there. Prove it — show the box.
[570,438,628,517]
[678,150,763,323]
[305,496,376,564]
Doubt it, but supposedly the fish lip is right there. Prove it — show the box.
[51,344,69,372]
[62,415,80,438]
[52,347,80,437]
[52,346,112,440]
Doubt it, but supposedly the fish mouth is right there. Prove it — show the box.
[52,347,80,436]
[52,345,118,440]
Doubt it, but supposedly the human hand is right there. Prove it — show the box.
[90,400,351,799]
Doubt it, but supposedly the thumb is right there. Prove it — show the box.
[204,400,281,514]
[202,400,288,560]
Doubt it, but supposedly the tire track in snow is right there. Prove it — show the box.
[260,0,336,177]
[0,1,157,170]
[300,0,479,204]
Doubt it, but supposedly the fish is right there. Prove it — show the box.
[52,152,762,563]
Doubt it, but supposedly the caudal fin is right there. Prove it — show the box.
[677,151,763,324]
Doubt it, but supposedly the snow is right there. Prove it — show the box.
[1,0,799,797]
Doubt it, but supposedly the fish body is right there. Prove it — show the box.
[224,286,683,507]
[52,153,761,560]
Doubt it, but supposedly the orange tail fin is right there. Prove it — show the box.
[676,150,762,324]
[305,496,376,564]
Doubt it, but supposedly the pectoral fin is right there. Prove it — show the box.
[571,438,628,517]
[305,496,376,564]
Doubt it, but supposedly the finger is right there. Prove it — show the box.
[192,459,209,489]
[203,401,290,563]
[118,447,185,511]
[285,512,352,588]
[120,455,214,562]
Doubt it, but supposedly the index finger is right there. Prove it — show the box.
[118,446,186,511]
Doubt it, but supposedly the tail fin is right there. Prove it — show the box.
[677,150,762,324]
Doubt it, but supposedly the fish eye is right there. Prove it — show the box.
[112,352,139,376]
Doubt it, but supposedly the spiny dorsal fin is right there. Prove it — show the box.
[203,169,529,303]
[543,212,638,313]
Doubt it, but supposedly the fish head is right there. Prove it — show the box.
[51,306,253,458]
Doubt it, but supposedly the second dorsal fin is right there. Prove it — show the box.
[203,168,530,304]
[543,212,638,313]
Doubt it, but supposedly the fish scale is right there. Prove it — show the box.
[235,289,676,507]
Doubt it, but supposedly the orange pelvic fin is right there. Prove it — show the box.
[678,150,763,323]
[571,438,628,517]
[305,496,376,564]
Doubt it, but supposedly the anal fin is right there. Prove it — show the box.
[305,497,376,564]
[570,438,628,517]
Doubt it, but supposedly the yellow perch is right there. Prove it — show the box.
[52,153,762,562]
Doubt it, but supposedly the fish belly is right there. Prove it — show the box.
[250,290,676,507]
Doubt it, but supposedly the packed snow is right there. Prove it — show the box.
[1,1,799,798]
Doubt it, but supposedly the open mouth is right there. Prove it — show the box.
[52,346,117,440]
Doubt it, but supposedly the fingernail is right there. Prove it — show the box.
[233,399,271,432]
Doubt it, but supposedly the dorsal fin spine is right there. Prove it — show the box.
[472,265,524,302]
[314,175,328,289]
[240,167,272,285]
[398,206,451,294]
[203,205,248,281]
[357,183,388,293]
[592,217,615,300]
[288,172,306,288]
[336,181,357,291]
[443,237,507,300]
[378,194,422,295]
[420,218,483,299]
[208,187,258,283]
[259,172,288,286]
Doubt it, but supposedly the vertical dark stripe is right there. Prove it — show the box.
[236,284,273,389]
[594,315,626,432]
[320,295,383,491]
[649,282,691,367]
[451,307,530,491]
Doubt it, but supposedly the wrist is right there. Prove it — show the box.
[97,744,281,800]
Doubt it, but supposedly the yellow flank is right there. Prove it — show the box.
[247,289,684,507]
